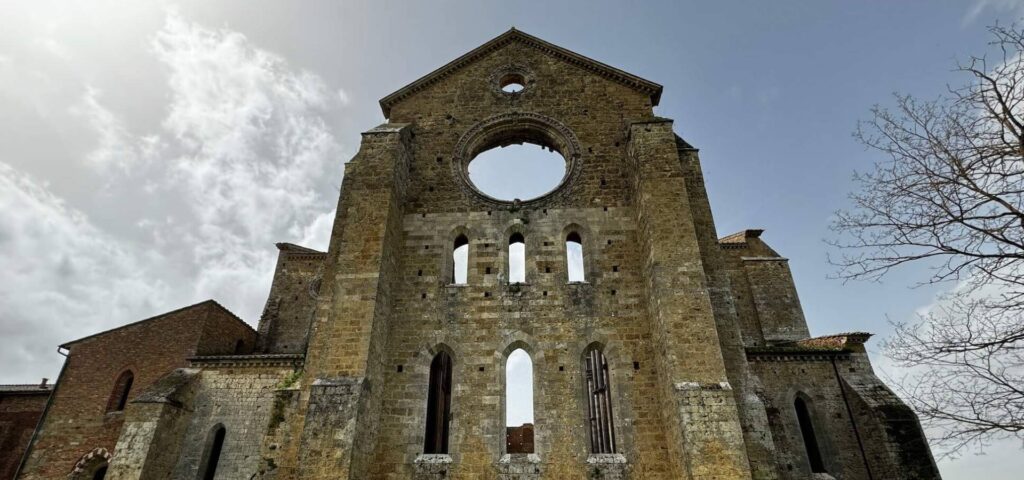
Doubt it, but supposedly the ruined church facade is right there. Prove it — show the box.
[14,30,940,480]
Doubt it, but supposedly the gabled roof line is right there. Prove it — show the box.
[276,242,326,255]
[379,28,663,118]
[59,300,253,349]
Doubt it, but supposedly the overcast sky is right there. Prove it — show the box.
[1,1,1022,477]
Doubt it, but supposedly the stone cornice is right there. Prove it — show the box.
[746,349,852,362]
[188,353,305,368]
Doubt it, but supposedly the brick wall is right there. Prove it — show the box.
[0,387,51,479]
[17,301,254,479]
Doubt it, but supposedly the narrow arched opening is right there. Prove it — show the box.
[506,348,534,453]
[566,232,585,282]
[583,345,616,453]
[106,370,134,413]
[424,351,453,454]
[197,424,226,480]
[509,233,525,284]
[452,235,469,285]
[92,466,108,480]
[795,396,826,473]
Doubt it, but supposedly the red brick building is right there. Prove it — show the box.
[16,300,255,479]
[0,381,52,480]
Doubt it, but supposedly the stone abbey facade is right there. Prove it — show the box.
[11,29,941,479]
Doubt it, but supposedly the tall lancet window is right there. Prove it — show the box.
[424,351,453,454]
[106,370,134,413]
[452,235,469,284]
[198,424,226,480]
[566,232,585,282]
[584,346,616,453]
[509,233,525,284]
[506,348,534,453]
[795,396,826,473]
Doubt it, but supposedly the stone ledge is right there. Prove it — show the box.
[187,353,305,368]
[587,453,627,464]
[746,351,853,362]
[499,453,541,464]
[674,381,732,391]
[414,454,453,464]
[740,256,790,262]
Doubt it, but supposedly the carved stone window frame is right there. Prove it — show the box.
[490,64,535,97]
[452,112,582,208]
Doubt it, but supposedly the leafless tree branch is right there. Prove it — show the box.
[830,24,1024,456]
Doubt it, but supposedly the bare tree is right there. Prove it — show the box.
[830,24,1024,456]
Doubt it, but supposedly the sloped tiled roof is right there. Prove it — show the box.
[0,383,53,394]
[59,300,252,349]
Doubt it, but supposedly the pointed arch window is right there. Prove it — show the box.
[509,233,525,284]
[583,346,616,453]
[795,396,826,473]
[452,235,469,284]
[198,424,226,480]
[424,351,453,454]
[506,348,534,453]
[106,370,134,413]
[566,232,585,282]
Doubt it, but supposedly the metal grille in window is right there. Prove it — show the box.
[584,348,616,453]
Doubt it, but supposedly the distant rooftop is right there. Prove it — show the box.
[0,380,53,394]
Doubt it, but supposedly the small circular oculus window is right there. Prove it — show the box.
[499,72,527,93]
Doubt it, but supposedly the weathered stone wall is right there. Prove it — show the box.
[14,29,941,480]
[677,141,779,480]
[106,369,200,480]
[167,363,299,480]
[297,123,413,479]
[0,387,51,480]
[289,34,699,480]
[628,119,751,479]
[720,233,809,345]
[256,244,325,354]
[370,206,672,479]
[748,352,876,479]
[840,351,941,480]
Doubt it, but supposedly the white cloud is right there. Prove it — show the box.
[70,86,155,174]
[296,209,336,251]
[963,0,1024,26]
[0,162,170,382]
[139,9,341,319]
[0,8,345,382]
